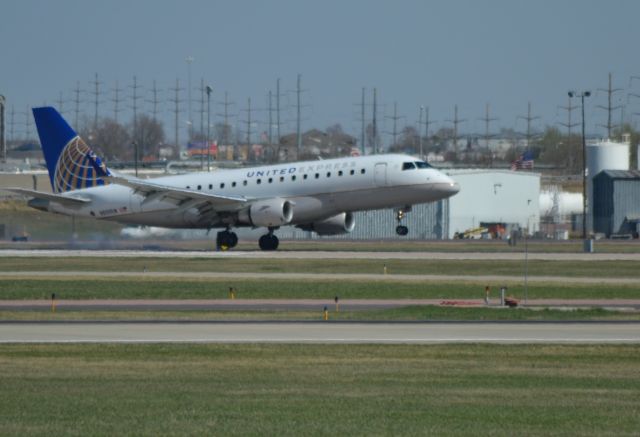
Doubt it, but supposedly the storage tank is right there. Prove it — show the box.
[586,140,629,232]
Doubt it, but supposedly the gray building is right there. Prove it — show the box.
[593,170,640,237]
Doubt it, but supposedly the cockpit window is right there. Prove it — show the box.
[402,162,416,170]
[415,161,432,169]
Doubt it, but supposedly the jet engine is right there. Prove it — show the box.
[238,198,293,227]
[299,212,355,235]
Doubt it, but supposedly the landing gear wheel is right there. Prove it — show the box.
[258,234,279,251]
[216,230,238,250]
[396,225,409,236]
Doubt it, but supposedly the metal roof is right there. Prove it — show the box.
[597,170,640,179]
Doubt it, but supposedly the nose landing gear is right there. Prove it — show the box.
[258,227,279,251]
[395,207,410,236]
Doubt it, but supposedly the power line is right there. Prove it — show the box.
[597,72,623,138]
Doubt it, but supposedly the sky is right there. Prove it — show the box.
[2,0,640,145]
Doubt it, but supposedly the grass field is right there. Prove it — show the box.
[2,306,638,322]
[2,278,640,300]
[2,257,640,278]
[0,344,638,436]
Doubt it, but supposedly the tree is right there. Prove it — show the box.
[131,115,166,159]
[91,118,131,161]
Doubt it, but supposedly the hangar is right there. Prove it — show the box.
[592,170,640,238]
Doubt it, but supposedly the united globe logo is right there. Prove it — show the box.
[53,136,110,193]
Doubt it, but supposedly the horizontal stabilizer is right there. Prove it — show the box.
[5,188,91,206]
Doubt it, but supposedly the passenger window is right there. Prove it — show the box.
[232,182,236,187]
[292,175,297,181]
[186,186,190,189]
[220,183,225,189]
[403,162,416,170]
[327,172,331,178]
[338,170,343,176]
[197,185,202,190]
[315,173,320,179]
[350,170,355,175]
[268,178,273,183]
[360,169,366,174]
[303,174,308,180]
[280,176,284,182]
[209,184,213,189]
[257,179,261,185]
[243,180,247,186]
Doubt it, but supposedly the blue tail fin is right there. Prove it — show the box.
[33,107,111,193]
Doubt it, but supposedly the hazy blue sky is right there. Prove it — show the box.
[2,0,640,143]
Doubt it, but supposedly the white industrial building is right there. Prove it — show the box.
[445,169,540,238]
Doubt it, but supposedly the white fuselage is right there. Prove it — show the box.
[46,154,458,229]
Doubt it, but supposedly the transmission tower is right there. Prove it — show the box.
[0,95,5,161]
[129,75,143,142]
[446,105,466,155]
[111,81,124,123]
[418,106,436,159]
[240,97,254,162]
[72,81,83,129]
[198,78,205,140]
[89,72,103,131]
[23,106,32,142]
[517,102,540,150]
[294,74,309,158]
[9,105,16,143]
[146,80,162,121]
[55,92,66,114]
[384,102,403,148]
[372,88,378,153]
[478,103,498,148]
[597,72,623,138]
[216,91,235,146]
[558,96,580,169]
[168,78,183,155]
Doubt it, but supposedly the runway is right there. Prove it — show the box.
[1,321,639,343]
[1,249,640,261]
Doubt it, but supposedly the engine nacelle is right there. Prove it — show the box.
[299,212,355,236]
[238,198,293,227]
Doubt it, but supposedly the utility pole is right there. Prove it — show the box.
[129,75,143,150]
[372,88,378,154]
[296,74,302,159]
[111,80,124,124]
[206,85,212,171]
[446,105,466,156]
[597,72,622,139]
[0,95,5,162]
[72,81,83,129]
[185,56,194,142]
[89,72,102,132]
[385,102,402,148]
[361,88,366,155]
[147,80,161,122]
[168,78,183,157]
[517,102,540,151]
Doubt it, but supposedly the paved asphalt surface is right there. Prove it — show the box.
[1,249,640,261]
[1,321,639,344]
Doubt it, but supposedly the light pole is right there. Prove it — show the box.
[206,85,212,171]
[568,90,591,245]
[418,105,424,159]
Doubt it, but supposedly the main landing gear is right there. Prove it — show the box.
[259,227,279,251]
[395,207,410,236]
[216,229,238,251]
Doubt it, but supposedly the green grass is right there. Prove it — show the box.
[0,344,638,436]
[2,278,640,300]
[1,306,637,322]
[1,257,640,278]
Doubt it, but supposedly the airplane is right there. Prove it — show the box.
[6,107,460,250]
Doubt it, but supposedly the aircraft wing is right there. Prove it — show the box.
[5,188,91,206]
[105,174,249,210]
